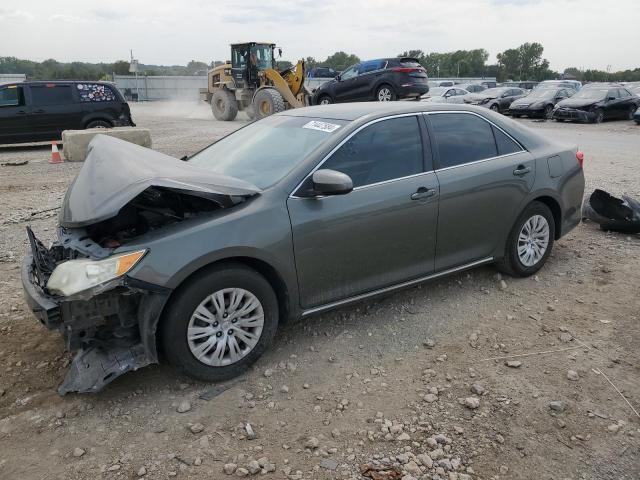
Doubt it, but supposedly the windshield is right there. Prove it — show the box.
[525,89,556,99]
[188,116,346,189]
[573,88,607,100]
[482,88,506,97]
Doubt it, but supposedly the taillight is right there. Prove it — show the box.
[576,150,584,167]
[393,67,423,73]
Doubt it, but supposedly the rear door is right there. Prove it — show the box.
[0,84,29,143]
[617,88,635,118]
[287,115,439,308]
[357,60,385,100]
[426,112,534,270]
[28,84,81,139]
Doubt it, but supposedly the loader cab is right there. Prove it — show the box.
[231,42,276,88]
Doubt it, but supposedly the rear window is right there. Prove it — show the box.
[399,58,422,68]
[30,85,74,106]
[77,83,118,102]
[0,85,24,107]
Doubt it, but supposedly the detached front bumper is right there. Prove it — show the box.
[21,230,170,394]
[552,107,594,122]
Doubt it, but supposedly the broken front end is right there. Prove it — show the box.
[20,134,261,394]
[22,226,170,395]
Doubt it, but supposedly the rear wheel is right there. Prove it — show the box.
[253,89,286,119]
[211,89,238,121]
[376,85,396,102]
[544,104,554,119]
[490,103,500,113]
[627,106,636,120]
[497,201,555,277]
[86,119,112,129]
[161,263,279,382]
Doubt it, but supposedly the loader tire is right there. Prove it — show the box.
[253,89,286,120]
[211,89,238,121]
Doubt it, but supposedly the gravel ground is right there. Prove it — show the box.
[0,102,639,480]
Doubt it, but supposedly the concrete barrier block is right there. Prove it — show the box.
[62,127,152,162]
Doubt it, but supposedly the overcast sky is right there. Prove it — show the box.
[1,0,639,72]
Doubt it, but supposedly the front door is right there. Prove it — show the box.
[287,115,439,309]
[0,84,29,143]
[333,65,360,102]
[426,112,535,270]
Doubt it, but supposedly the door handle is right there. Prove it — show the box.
[16,110,27,115]
[411,187,436,201]
[33,109,46,114]
[513,165,531,176]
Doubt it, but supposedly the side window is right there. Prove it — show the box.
[618,89,631,98]
[492,126,522,156]
[77,83,117,102]
[607,89,619,99]
[341,65,359,80]
[0,86,24,107]
[455,89,467,96]
[430,113,497,168]
[359,61,382,74]
[30,85,74,106]
[321,116,423,188]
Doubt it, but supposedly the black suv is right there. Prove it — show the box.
[311,58,429,105]
[0,81,134,144]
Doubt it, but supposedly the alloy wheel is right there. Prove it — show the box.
[377,88,392,101]
[517,215,550,267]
[187,288,264,367]
[319,97,331,105]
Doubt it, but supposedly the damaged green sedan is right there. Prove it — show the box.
[22,103,585,394]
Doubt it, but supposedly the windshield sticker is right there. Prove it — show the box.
[302,120,341,133]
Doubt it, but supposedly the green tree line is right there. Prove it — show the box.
[3,43,640,82]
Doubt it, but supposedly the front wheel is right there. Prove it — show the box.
[497,201,555,277]
[376,85,396,102]
[544,105,554,119]
[317,95,333,105]
[593,108,604,124]
[160,263,279,382]
[490,104,500,113]
[627,106,636,121]
[253,89,286,119]
[86,119,112,129]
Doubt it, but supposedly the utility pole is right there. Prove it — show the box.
[130,49,140,101]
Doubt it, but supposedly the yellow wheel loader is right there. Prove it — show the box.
[201,42,308,121]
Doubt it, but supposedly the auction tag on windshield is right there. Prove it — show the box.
[302,120,341,133]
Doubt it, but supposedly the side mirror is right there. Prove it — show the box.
[335,74,341,81]
[312,169,353,196]
[608,96,616,101]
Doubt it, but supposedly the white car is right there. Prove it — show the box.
[421,87,470,104]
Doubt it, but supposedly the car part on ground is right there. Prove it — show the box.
[311,58,429,105]
[552,85,639,123]
[22,103,584,393]
[509,88,574,119]
[200,42,308,121]
[582,189,640,234]
[0,81,134,145]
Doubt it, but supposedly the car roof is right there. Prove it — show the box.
[279,102,496,121]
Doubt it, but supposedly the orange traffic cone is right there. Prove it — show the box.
[50,141,63,164]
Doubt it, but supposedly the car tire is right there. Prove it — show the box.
[211,89,239,121]
[544,105,554,119]
[86,119,112,129]
[627,106,636,121]
[593,108,604,124]
[160,263,279,383]
[490,104,500,113]
[376,84,396,102]
[317,95,333,105]
[253,89,286,119]
[496,201,555,278]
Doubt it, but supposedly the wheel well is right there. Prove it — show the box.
[533,196,562,239]
[163,257,290,327]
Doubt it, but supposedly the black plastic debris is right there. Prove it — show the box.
[582,189,640,233]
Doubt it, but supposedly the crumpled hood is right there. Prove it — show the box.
[59,135,261,228]
[556,98,598,109]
